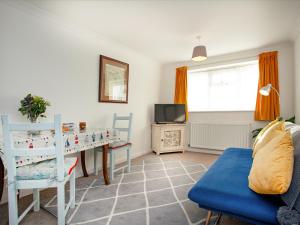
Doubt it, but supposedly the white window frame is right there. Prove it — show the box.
[188,59,259,113]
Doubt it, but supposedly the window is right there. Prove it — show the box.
[188,61,259,112]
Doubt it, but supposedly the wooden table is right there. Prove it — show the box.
[0,128,119,201]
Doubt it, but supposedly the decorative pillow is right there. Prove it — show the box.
[252,120,284,157]
[253,119,279,149]
[248,130,294,194]
[281,126,300,212]
[285,122,296,130]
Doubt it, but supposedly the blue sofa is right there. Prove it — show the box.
[188,148,284,225]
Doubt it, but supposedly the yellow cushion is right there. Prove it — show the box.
[252,120,284,157]
[253,119,279,149]
[248,130,294,194]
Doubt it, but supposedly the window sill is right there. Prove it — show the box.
[189,110,255,113]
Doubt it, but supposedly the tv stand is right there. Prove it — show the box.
[151,123,186,155]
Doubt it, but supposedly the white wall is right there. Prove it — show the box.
[295,33,300,123]
[161,42,295,149]
[0,2,161,203]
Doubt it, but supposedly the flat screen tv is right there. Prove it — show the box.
[155,104,186,124]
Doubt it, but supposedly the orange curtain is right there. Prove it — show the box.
[254,51,280,121]
[174,66,188,120]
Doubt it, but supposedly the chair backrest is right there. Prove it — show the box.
[112,113,133,142]
[1,114,65,182]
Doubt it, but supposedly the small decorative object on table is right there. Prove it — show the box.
[18,93,50,135]
[79,122,86,131]
[62,123,75,133]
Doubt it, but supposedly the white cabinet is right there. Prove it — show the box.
[151,123,186,155]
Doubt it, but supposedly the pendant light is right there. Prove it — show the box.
[192,36,207,61]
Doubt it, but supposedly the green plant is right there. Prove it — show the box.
[252,116,296,139]
[285,116,295,123]
[18,94,50,122]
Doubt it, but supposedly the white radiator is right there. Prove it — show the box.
[189,123,251,150]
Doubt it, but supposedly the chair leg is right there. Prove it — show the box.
[70,170,76,209]
[214,213,222,225]
[8,183,18,225]
[205,210,212,225]
[57,183,65,225]
[110,151,115,180]
[33,188,40,211]
[94,149,98,175]
[127,146,131,173]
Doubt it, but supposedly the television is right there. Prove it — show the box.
[155,104,186,124]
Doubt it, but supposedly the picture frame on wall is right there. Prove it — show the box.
[99,55,129,103]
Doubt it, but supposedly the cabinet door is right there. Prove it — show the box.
[161,127,183,151]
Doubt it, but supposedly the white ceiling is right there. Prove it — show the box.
[25,0,300,64]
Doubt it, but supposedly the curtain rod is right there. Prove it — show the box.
[188,56,258,69]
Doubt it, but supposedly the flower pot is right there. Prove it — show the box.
[27,118,41,136]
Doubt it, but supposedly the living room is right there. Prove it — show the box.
[1,0,300,225]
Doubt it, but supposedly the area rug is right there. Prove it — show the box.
[41,157,247,225]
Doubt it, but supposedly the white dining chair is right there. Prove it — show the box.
[1,114,77,225]
[94,113,133,180]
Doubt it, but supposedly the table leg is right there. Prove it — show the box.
[80,151,89,177]
[0,157,4,202]
[205,211,212,225]
[102,144,110,185]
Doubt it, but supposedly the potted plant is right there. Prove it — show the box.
[18,94,50,123]
[252,116,295,139]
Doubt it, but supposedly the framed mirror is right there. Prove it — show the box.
[99,55,129,103]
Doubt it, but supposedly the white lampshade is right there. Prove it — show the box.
[259,84,272,96]
[192,45,207,61]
